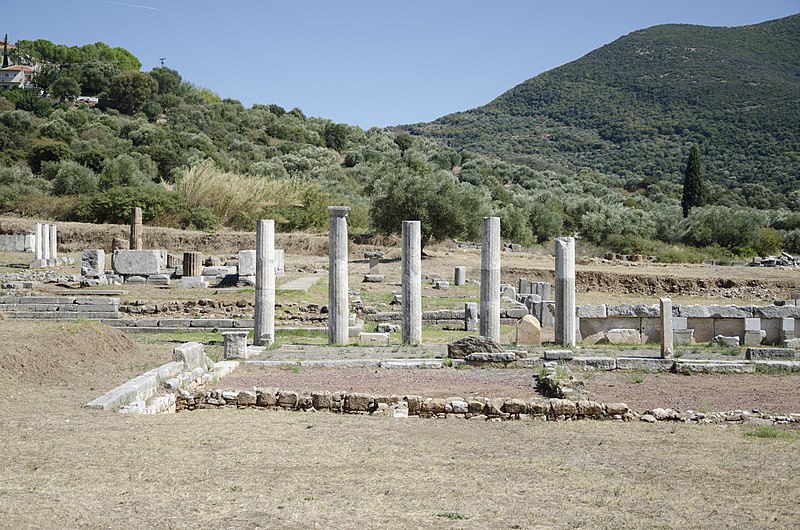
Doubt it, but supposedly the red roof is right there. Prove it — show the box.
[0,41,16,50]
[1,65,33,72]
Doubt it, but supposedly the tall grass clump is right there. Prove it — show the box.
[176,161,322,230]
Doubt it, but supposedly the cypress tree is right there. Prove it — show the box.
[681,145,707,217]
[2,35,8,69]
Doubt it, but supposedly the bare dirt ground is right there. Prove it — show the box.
[583,371,800,414]
[1,321,799,528]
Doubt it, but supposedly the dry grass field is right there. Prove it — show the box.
[1,321,799,529]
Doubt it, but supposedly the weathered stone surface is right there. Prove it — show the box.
[447,335,503,359]
[745,347,796,360]
[605,402,630,415]
[256,388,278,407]
[544,349,573,361]
[278,391,299,408]
[405,395,422,415]
[358,332,390,346]
[236,390,257,406]
[640,414,657,423]
[81,249,106,277]
[113,250,166,275]
[570,356,616,370]
[467,399,485,414]
[577,305,607,318]
[503,398,527,415]
[172,342,209,370]
[752,305,800,319]
[363,274,385,283]
[486,398,505,416]
[605,328,641,344]
[674,361,755,374]
[710,335,740,347]
[785,338,800,349]
[516,314,541,346]
[550,398,576,416]
[465,352,517,363]
[449,400,469,414]
[674,329,694,345]
[421,397,447,415]
[576,400,604,418]
[616,357,674,372]
[345,393,372,412]
[743,330,766,346]
[238,249,256,276]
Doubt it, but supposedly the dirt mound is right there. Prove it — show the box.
[0,320,137,386]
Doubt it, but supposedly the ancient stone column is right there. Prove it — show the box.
[328,207,350,345]
[454,266,466,286]
[253,219,276,346]
[401,220,422,346]
[554,236,576,346]
[35,223,43,260]
[49,224,57,260]
[327,207,351,345]
[480,216,501,341]
[183,251,203,277]
[130,207,143,250]
[660,297,673,359]
[42,223,51,261]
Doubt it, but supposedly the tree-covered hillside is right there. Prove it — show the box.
[1,32,799,262]
[404,14,800,205]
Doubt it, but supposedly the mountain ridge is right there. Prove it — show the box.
[404,13,800,198]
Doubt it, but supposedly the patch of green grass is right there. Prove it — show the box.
[755,364,793,375]
[745,426,799,441]
[628,370,646,384]
[130,330,223,345]
[436,511,469,520]
[280,364,302,374]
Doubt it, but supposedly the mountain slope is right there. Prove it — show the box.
[405,14,800,195]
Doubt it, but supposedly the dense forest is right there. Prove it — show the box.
[1,20,799,262]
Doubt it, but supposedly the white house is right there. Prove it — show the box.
[0,64,35,90]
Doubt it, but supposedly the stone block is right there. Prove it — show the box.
[516,314,541,346]
[745,347,796,360]
[447,335,502,359]
[147,274,170,286]
[570,356,616,370]
[173,342,209,370]
[201,266,236,277]
[676,305,710,318]
[710,335,739,347]
[465,352,517,363]
[345,393,372,412]
[179,276,208,288]
[743,330,766,346]
[744,318,762,331]
[113,250,166,276]
[222,331,249,359]
[785,338,800,349]
[543,349,573,361]
[433,280,450,290]
[577,305,607,318]
[376,322,400,333]
[708,305,751,318]
[237,250,256,277]
[606,328,641,344]
[550,398,576,416]
[674,360,755,374]
[753,305,800,319]
[81,249,106,277]
[454,266,466,286]
[616,357,674,372]
[576,400,604,418]
[674,329,694,345]
[124,275,146,284]
[606,304,638,317]
[504,306,529,318]
[363,274,385,283]
[358,332,390,346]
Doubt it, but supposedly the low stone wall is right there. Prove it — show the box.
[0,295,120,319]
[178,387,798,425]
[578,303,800,346]
[0,233,34,252]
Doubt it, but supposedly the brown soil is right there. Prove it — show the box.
[0,321,798,528]
[223,366,539,398]
[583,371,800,414]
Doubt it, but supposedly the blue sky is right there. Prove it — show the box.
[4,0,798,128]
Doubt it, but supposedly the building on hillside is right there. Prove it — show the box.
[0,64,34,89]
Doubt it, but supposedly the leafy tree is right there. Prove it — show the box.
[99,153,156,188]
[323,123,349,151]
[148,67,183,96]
[681,146,707,217]
[370,170,486,249]
[394,132,413,152]
[73,62,120,96]
[107,71,158,114]
[49,76,81,103]
[50,160,99,195]
[28,141,70,174]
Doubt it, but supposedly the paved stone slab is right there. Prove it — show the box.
[569,356,617,370]
[113,250,166,276]
[674,360,755,374]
